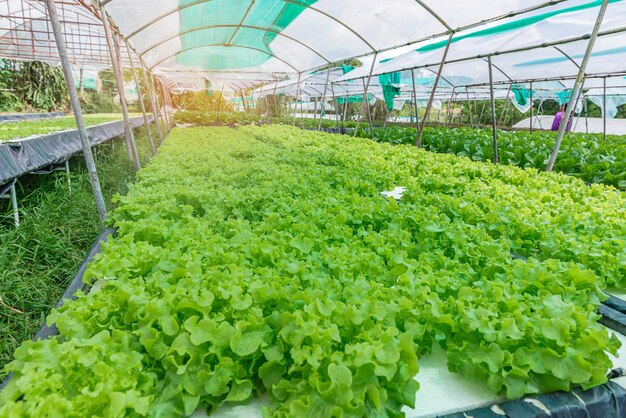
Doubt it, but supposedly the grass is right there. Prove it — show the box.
[0,113,144,142]
[0,127,157,372]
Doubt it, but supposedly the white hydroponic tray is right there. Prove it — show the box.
[194,329,626,418]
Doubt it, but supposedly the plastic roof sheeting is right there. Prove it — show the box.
[2,0,626,95]
[337,0,626,85]
[98,0,603,88]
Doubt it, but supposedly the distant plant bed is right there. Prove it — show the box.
[174,110,264,126]
[174,110,361,130]
[0,114,143,142]
[356,126,626,191]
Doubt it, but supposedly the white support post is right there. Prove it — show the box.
[149,72,167,136]
[488,56,499,164]
[318,68,332,131]
[603,77,607,141]
[529,81,534,135]
[218,84,225,121]
[411,70,420,131]
[498,84,513,128]
[46,0,107,223]
[417,33,453,147]
[140,63,164,144]
[547,0,608,171]
[466,87,474,127]
[10,183,19,227]
[157,78,171,129]
[271,81,278,122]
[362,79,374,138]
[98,2,140,170]
[354,53,378,137]
[126,47,156,156]
[330,82,340,130]
[65,160,71,192]
[584,96,589,133]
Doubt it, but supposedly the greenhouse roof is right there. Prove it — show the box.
[1,0,625,93]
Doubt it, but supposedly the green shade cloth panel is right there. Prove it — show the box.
[379,72,402,111]
[414,0,620,53]
[342,65,355,75]
[177,0,318,70]
[512,85,531,106]
[336,94,374,104]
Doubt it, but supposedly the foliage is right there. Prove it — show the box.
[256,94,287,117]
[0,128,155,370]
[172,91,233,113]
[356,126,626,190]
[2,126,625,417]
[174,110,361,129]
[0,59,68,112]
[80,91,121,114]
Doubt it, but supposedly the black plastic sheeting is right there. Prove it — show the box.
[0,112,64,123]
[605,295,626,315]
[442,381,626,418]
[0,228,115,391]
[0,116,149,185]
[599,304,626,336]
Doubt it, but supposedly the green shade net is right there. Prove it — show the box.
[74,77,97,90]
[512,85,531,107]
[177,0,318,70]
[379,72,401,111]
[341,65,355,75]
[414,0,619,53]
[336,94,373,105]
[556,90,573,105]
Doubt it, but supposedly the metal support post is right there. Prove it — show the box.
[218,84,225,122]
[10,183,19,227]
[466,88,474,127]
[417,33,453,147]
[158,79,171,129]
[240,90,248,113]
[140,62,164,144]
[330,82,340,130]
[294,73,301,126]
[65,160,71,192]
[488,56,499,164]
[99,2,140,170]
[478,101,487,125]
[498,84,513,128]
[165,87,174,126]
[46,0,107,223]
[272,82,279,121]
[354,53,378,137]
[603,77,607,141]
[362,79,374,137]
[149,72,167,137]
[318,68,332,131]
[529,81,534,135]
[126,47,156,156]
[547,0,608,171]
[445,87,456,127]
[411,70,420,131]
[584,97,589,133]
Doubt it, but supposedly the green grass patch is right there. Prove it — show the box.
[0,127,156,370]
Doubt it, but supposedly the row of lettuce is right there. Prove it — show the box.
[359,126,626,191]
[2,125,625,417]
[0,114,142,142]
[174,110,626,191]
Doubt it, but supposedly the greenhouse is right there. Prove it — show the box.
[1,1,626,417]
